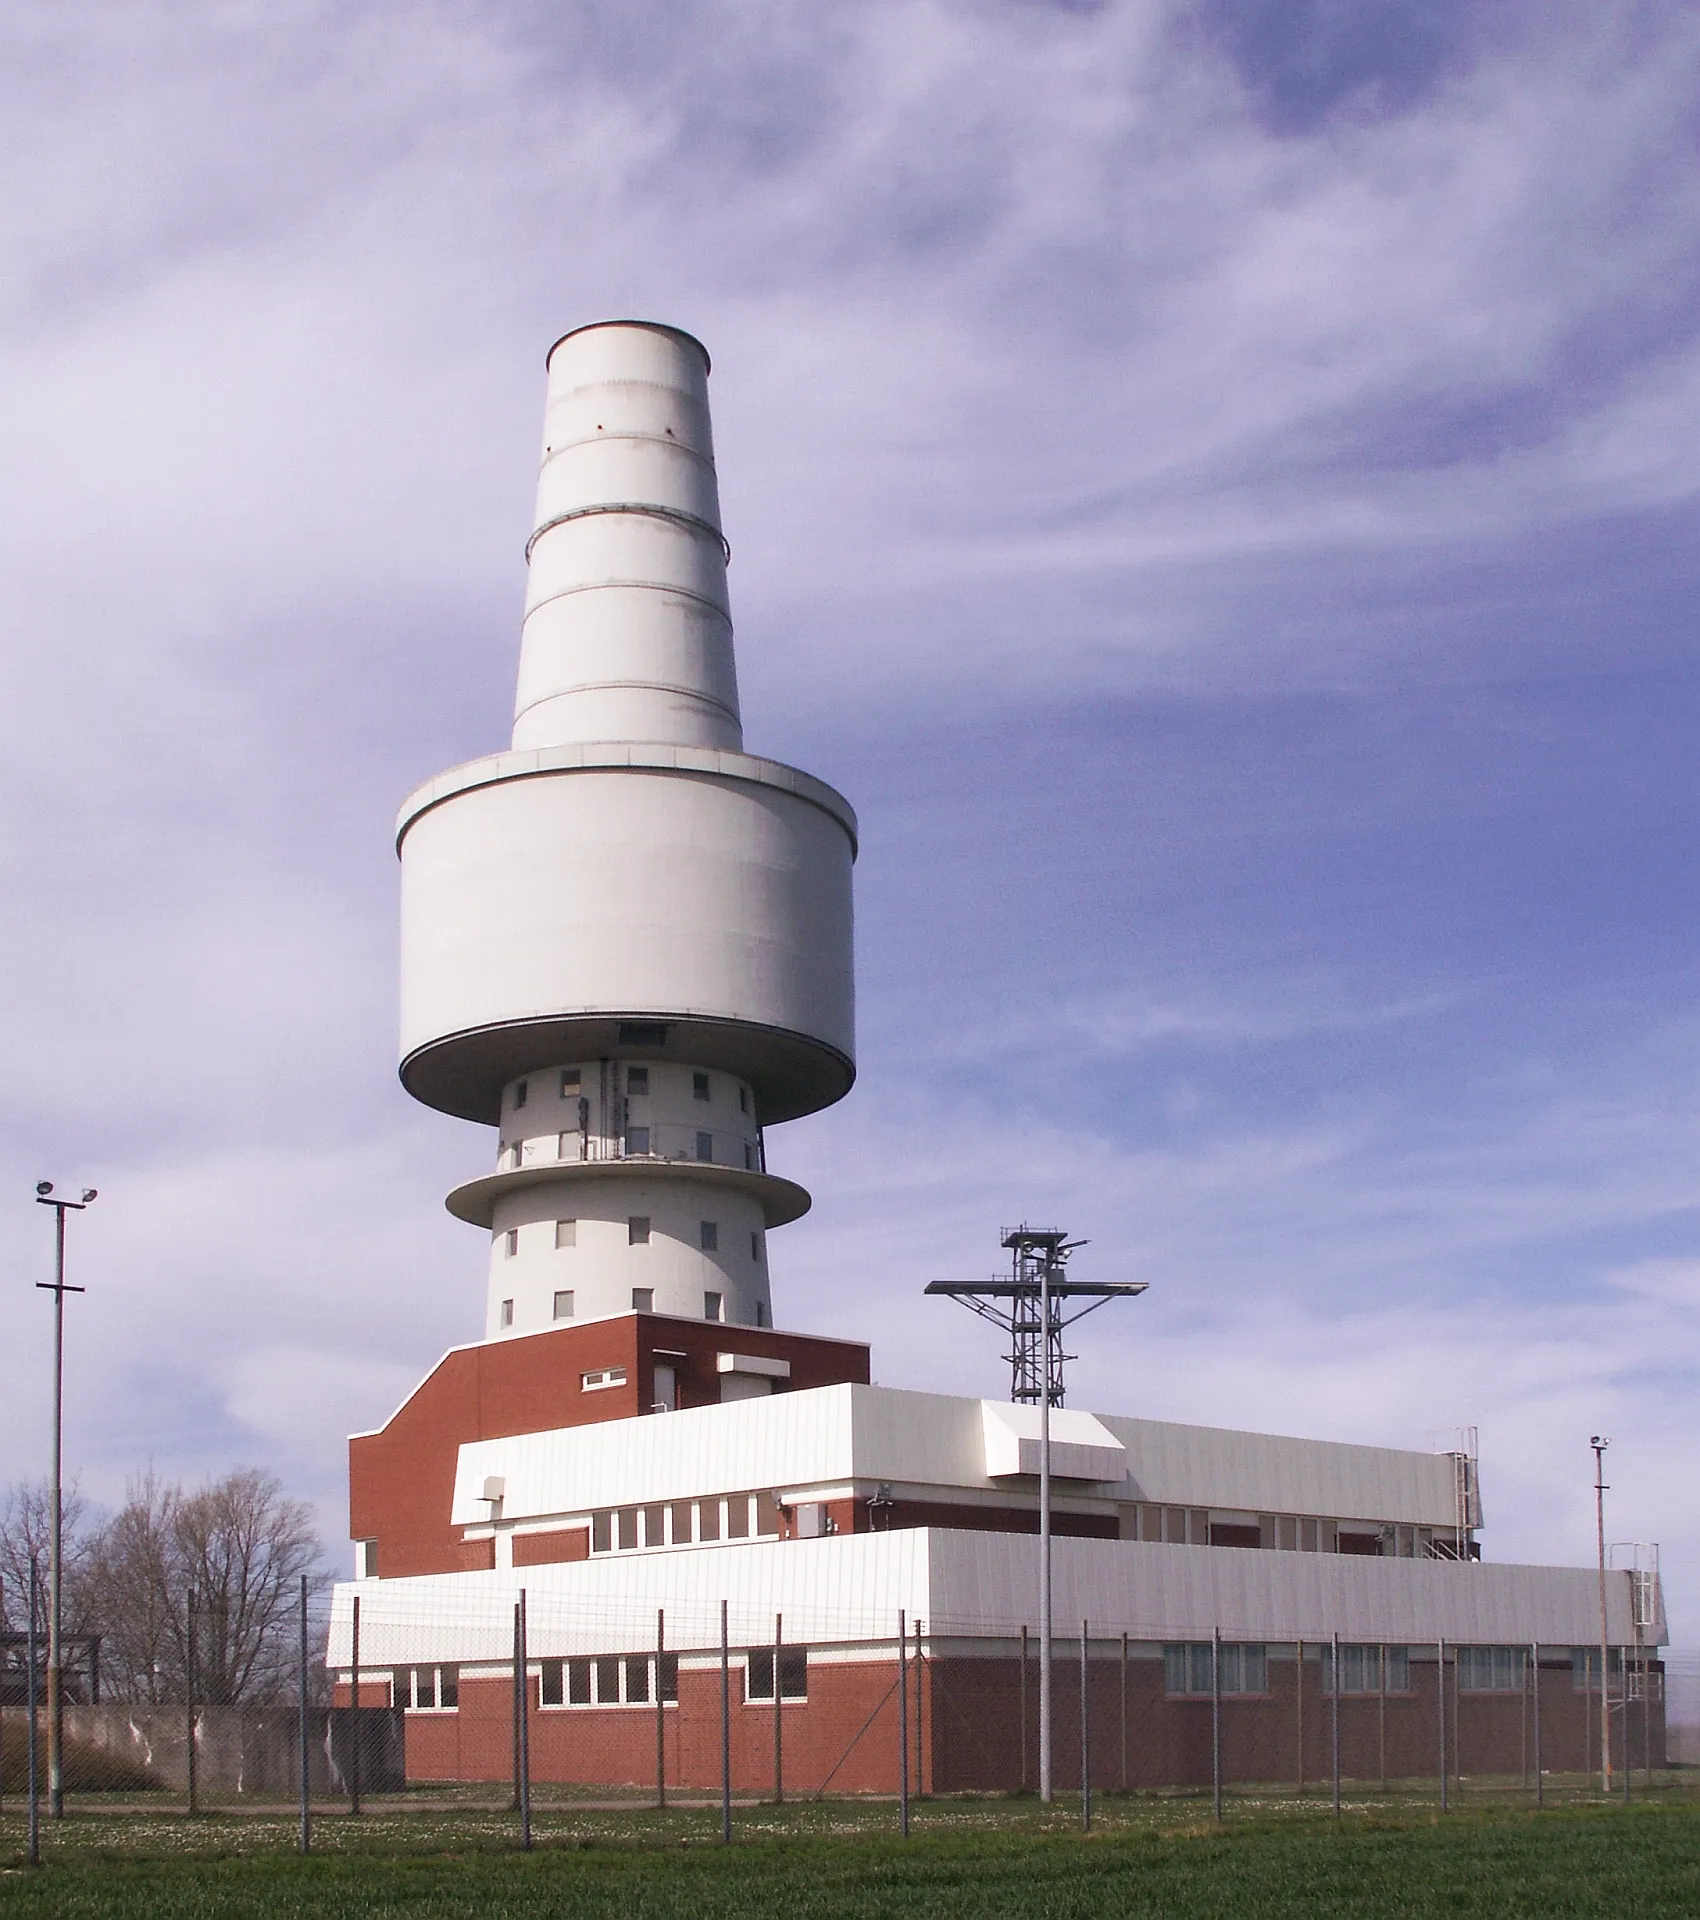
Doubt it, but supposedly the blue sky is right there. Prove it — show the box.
[1,0,1696,1631]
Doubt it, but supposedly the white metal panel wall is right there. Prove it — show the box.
[1099,1414,1463,1529]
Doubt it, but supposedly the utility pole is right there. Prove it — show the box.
[1590,1436,1611,1793]
[34,1181,96,1820]
[927,1226,1145,1804]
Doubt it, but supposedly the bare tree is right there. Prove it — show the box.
[169,1469,323,1704]
[6,1468,327,1705]
[0,1480,102,1638]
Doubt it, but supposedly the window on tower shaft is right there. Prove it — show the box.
[514,1080,528,1109]
[629,1217,651,1246]
[627,1067,649,1094]
[700,1221,718,1251]
[693,1073,710,1101]
[504,1228,518,1257]
[695,1131,712,1161]
[704,1291,723,1322]
[499,1299,514,1328]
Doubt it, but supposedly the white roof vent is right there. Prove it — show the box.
[981,1402,1125,1483]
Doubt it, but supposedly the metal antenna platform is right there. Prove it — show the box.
[925,1225,1146,1407]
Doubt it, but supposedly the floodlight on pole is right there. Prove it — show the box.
[34,1181,96,1821]
[926,1226,1146,1805]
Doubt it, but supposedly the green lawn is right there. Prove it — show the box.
[1,1799,1697,1917]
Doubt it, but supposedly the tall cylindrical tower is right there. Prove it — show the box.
[396,322,856,1339]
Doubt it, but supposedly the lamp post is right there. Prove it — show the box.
[1590,1435,1610,1793]
[34,1181,97,1820]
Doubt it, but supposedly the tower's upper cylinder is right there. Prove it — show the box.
[396,322,855,1130]
[515,322,741,752]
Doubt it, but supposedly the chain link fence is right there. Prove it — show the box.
[2,1579,1686,1864]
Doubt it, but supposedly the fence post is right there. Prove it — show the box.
[655,1608,666,1811]
[349,1591,362,1816]
[1330,1633,1341,1818]
[1532,1641,1543,1807]
[772,1612,784,1805]
[1211,1626,1222,1823]
[514,1593,531,1849]
[26,1562,40,1868]
[1080,1620,1091,1832]
[1437,1639,1448,1813]
[914,1617,925,1799]
[1120,1631,1129,1792]
[185,1590,198,1816]
[720,1599,731,1843]
[898,1609,909,1837]
[1020,1624,1029,1793]
[298,1575,311,1854]
[1295,1637,1305,1795]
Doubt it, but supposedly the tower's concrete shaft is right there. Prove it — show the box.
[395,322,856,1338]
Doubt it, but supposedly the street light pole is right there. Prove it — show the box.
[1038,1250,1052,1804]
[1590,1436,1610,1794]
[34,1181,96,1821]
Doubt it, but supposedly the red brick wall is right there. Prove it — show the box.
[349,1316,869,1578]
[513,1527,591,1567]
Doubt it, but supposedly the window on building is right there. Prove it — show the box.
[751,1233,762,1262]
[670,1500,694,1543]
[402,1664,458,1710]
[700,1220,719,1252]
[514,1080,528,1109]
[695,1130,713,1161]
[619,1022,667,1046]
[1459,1647,1525,1693]
[592,1512,611,1552]
[726,1494,750,1540]
[499,1299,514,1328]
[694,1072,711,1101]
[739,1086,749,1113]
[642,1504,667,1547]
[698,1498,721,1542]
[555,1219,577,1248]
[504,1228,519,1257]
[631,1287,654,1313]
[560,1068,581,1094]
[540,1653,676,1709]
[616,1508,639,1551]
[755,1300,769,1328]
[745,1647,809,1703]
[704,1290,723,1322]
[629,1216,651,1245]
[553,1290,574,1320]
[1324,1644,1411,1694]
[744,1143,754,1169]
[755,1492,781,1537]
[1164,1644,1267,1695]
[627,1066,650,1094]
[626,1125,650,1155]
[1572,1647,1624,1689]
[581,1366,627,1392]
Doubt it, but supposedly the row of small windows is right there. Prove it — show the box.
[1133,1506,1447,1559]
[501,1219,762,1259]
[501,1284,753,1332]
[511,1069,749,1112]
[540,1652,678,1708]
[1163,1644,1612,1699]
[591,1493,781,1552]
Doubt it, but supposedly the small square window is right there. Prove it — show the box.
[504,1228,519,1257]
[627,1066,649,1094]
[695,1131,712,1161]
[693,1072,711,1101]
[700,1220,719,1252]
[560,1068,580,1094]
[629,1216,651,1246]
[499,1298,514,1328]
[514,1079,528,1109]
[553,1289,574,1320]
[631,1287,654,1313]
[626,1125,650,1155]
[555,1219,576,1248]
[704,1290,723,1322]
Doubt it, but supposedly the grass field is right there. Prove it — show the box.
[2,1792,1698,1917]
